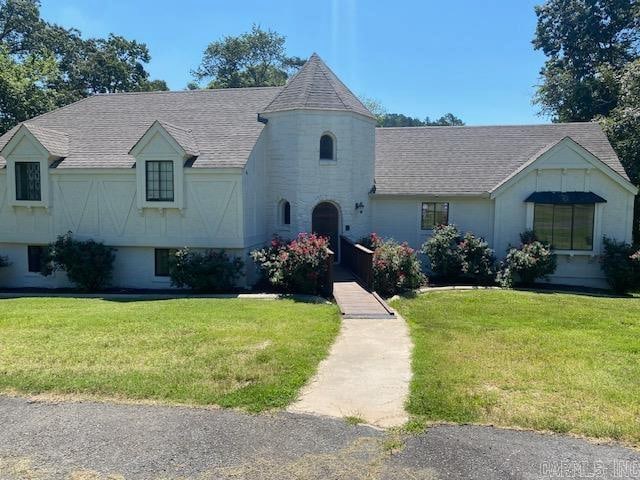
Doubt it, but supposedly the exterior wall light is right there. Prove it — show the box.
[355,202,365,213]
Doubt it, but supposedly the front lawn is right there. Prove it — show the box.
[0,297,340,412]
[393,290,640,444]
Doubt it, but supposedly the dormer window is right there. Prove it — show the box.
[15,162,42,201]
[145,160,174,202]
[320,134,335,160]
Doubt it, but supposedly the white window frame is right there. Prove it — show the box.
[3,128,51,209]
[131,125,186,211]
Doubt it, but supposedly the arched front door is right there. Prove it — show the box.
[312,202,340,257]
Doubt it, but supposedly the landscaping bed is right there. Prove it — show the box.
[0,297,340,412]
[392,290,640,445]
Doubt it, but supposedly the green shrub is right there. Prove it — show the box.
[41,231,116,292]
[169,248,244,292]
[600,237,640,294]
[251,234,332,295]
[362,233,426,297]
[421,224,463,281]
[421,225,496,284]
[497,231,557,287]
[458,232,496,285]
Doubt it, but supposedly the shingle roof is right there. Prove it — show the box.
[0,86,282,169]
[130,120,200,157]
[262,53,375,119]
[0,123,70,158]
[374,123,629,196]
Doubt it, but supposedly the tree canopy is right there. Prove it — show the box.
[533,0,640,239]
[193,25,304,89]
[0,0,167,134]
[360,96,464,127]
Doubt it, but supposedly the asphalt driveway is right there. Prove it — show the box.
[0,396,638,479]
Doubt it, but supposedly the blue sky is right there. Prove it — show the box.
[40,0,549,125]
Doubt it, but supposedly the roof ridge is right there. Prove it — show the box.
[315,59,350,111]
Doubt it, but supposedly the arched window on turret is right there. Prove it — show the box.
[320,133,336,161]
[279,199,291,227]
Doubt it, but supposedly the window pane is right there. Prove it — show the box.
[27,245,44,273]
[421,203,435,230]
[434,203,449,226]
[533,204,553,244]
[15,162,41,201]
[283,201,291,225]
[320,135,334,160]
[155,249,171,277]
[572,204,594,250]
[552,205,573,250]
[146,161,174,201]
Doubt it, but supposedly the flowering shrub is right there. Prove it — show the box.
[41,231,116,291]
[497,231,557,287]
[251,233,332,294]
[458,232,496,285]
[421,225,496,284]
[360,233,426,297]
[420,224,463,280]
[169,248,244,292]
[600,237,640,294]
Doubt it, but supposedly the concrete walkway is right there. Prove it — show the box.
[288,312,412,428]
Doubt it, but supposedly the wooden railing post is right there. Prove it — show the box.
[321,249,334,297]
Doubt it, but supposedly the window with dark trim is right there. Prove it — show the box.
[15,162,41,201]
[319,134,334,160]
[282,200,291,225]
[421,202,449,230]
[533,203,595,250]
[27,245,45,273]
[146,161,174,202]
[154,248,174,277]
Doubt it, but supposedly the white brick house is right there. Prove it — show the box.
[0,54,637,289]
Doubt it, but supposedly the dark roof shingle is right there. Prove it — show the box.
[374,123,629,195]
[0,87,282,169]
[262,53,375,119]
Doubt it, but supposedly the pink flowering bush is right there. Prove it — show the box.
[251,233,332,294]
[360,233,426,297]
[497,231,557,287]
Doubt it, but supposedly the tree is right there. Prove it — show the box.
[533,0,640,121]
[533,0,640,240]
[193,25,304,88]
[360,97,465,127]
[0,46,60,133]
[0,0,167,134]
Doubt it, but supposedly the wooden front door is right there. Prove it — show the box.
[312,202,340,257]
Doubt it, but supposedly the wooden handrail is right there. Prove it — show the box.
[340,235,374,291]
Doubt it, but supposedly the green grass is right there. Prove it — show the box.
[0,297,340,412]
[392,290,640,444]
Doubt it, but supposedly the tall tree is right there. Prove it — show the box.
[193,25,304,88]
[533,0,640,239]
[0,0,167,134]
[533,0,640,121]
[0,46,59,132]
